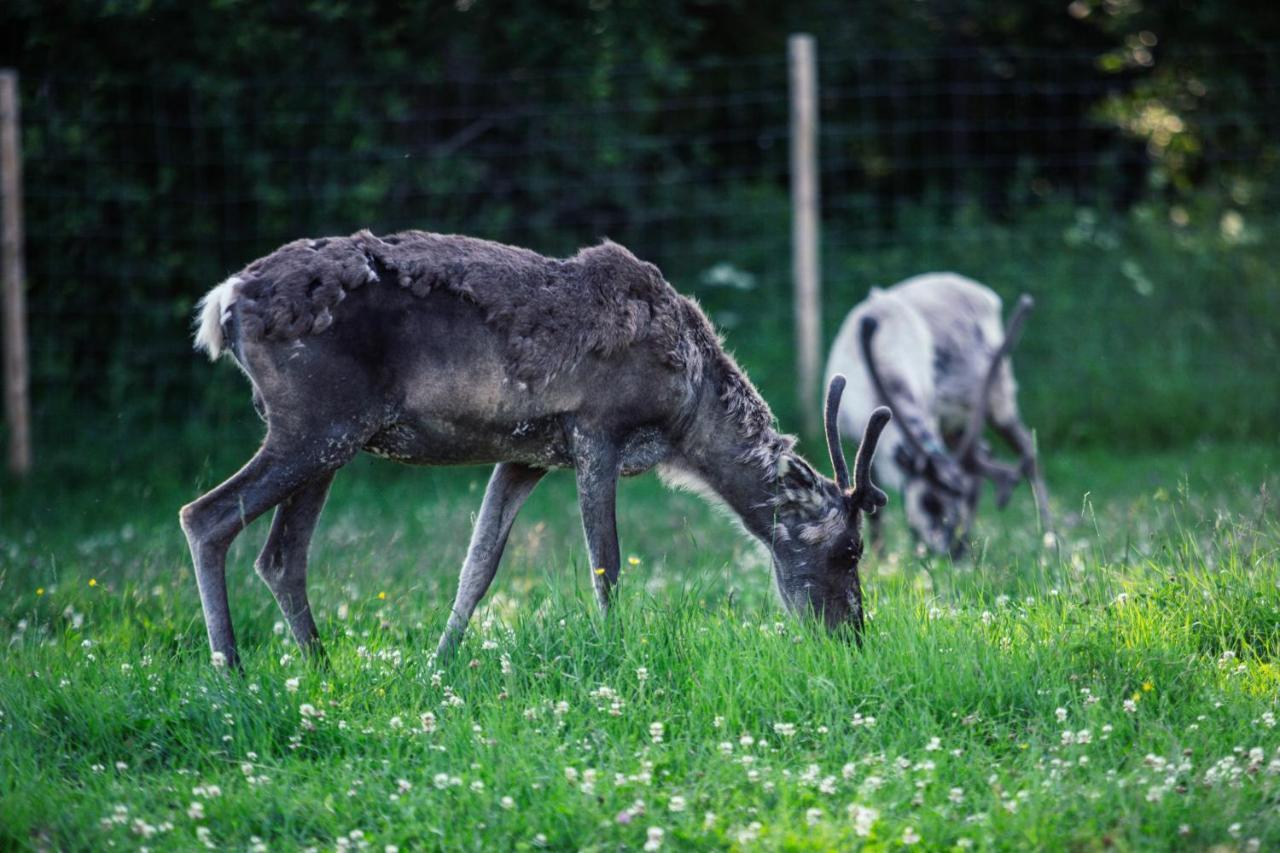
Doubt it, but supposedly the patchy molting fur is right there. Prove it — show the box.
[195,230,787,468]
[184,230,884,666]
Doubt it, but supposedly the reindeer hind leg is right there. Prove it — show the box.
[255,471,337,660]
[180,430,357,667]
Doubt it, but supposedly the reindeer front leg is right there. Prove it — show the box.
[435,463,546,659]
[992,418,1053,533]
[573,433,622,611]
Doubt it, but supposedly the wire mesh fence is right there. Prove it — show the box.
[12,43,1280,456]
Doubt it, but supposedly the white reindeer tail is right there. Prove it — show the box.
[193,276,243,361]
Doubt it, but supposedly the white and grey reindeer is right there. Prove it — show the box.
[825,272,1051,557]
[182,230,892,667]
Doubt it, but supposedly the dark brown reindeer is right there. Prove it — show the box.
[824,273,1051,557]
[182,230,891,667]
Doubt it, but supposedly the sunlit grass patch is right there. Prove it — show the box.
[1,442,1278,849]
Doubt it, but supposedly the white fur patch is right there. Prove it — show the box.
[657,462,722,506]
[193,276,243,360]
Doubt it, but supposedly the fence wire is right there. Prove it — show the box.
[13,44,1280,450]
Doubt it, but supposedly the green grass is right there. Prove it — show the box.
[2,438,1278,850]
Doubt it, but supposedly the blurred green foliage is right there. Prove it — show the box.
[0,1,1278,456]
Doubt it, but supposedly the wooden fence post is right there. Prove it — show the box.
[788,34,821,438]
[1,69,31,477]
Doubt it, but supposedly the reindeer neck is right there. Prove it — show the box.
[675,387,837,544]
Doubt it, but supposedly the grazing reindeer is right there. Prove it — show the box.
[182,230,891,667]
[824,273,1051,556]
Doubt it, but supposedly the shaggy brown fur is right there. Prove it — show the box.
[185,231,891,666]
[226,229,789,468]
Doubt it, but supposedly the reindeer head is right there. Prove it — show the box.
[769,378,891,637]
[860,295,1034,557]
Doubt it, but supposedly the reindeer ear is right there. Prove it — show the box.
[825,375,851,491]
[850,406,891,514]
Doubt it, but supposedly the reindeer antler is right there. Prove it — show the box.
[825,374,852,491]
[858,316,933,464]
[956,294,1034,461]
[850,406,892,513]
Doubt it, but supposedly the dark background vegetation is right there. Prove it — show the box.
[1,0,1278,472]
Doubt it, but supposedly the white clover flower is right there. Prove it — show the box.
[805,808,824,826]
[285,677,300,693]
[902,826,920,845]
[210,651,227,668]
[420,711,437,732]
[925,736,941,751]
[949,787,964,804]
[703,812,717,829]
[1123,699,1137,713]
[1055,707,1068,723]
[847,804,879,837]
[643,826,665,851]
[668,796,686,813]
[397,779,412,793]
[713,715,724,729]
[718,741,734,754]
[773,722,797,738]
[636,667,649,683]
[649,722,665,744]
[500,796,515,810]
[187,801,205,820]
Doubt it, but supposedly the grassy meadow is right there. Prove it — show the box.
[1,431,1278,850]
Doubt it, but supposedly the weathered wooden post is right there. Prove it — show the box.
[788,34,821,438]
[1,69,31,477]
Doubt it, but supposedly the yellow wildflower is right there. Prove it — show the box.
[36,587,44,596]
[88,578,97,587]
[627,556,641,566]
[377,591,387,600]
[1142,681,1153,693]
